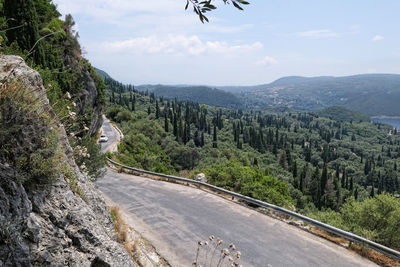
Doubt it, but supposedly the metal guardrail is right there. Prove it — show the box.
[106,157,400,260]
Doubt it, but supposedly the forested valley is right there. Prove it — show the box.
[103,75,400,250]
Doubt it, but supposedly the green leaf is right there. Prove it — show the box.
[232,1,244,10]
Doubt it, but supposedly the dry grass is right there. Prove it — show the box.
[309,227,400,267]
[349,243,400,267]
[110,206,137,255]
[309,227,349,246]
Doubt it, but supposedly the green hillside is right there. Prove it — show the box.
[235,74,400,116]
[95,67,112,80]
[315,106,370,123]
[135,84,243,109]
[105,77,400,250]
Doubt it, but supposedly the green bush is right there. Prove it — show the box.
[204,160,293,208]
[305,194,400,250]
[0,82,59,186]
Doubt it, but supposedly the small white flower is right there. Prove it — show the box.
[64,92,71,99]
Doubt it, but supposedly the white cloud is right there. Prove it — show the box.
[256,56,278,66]
[100,35,263,56]
[297,29,339,39]
[372,35,384,41]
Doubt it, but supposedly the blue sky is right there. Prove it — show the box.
[53,0,400,85]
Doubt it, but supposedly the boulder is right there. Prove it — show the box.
[194,173,207,183]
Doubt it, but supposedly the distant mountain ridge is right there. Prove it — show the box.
[233,74,400,116]
[95,68,400,116]
[135,84,243,109]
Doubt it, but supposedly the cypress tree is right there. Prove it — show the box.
[183,122,187,144]
[292,161,298,178]
[4,0,45,65]
[173,112,178,137]
[155,100,160,119]
[279,151,288,170]
[341,170,345,188]
[186,121,191,143]
[194,131,200,147]
[350,176,354,191]
[164,112,169,132]
[299,165,306,193]
[321,164,328,195]
[310,167,321,209]
[213,124,217,148]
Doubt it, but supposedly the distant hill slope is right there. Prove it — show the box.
[232,74,400,116]
[315,106,370,122]
[95,67,112,80]
[137,85,243,109]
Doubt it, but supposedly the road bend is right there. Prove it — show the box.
[97,118,377,267]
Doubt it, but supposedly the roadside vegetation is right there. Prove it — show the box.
[0,81,60,187]
[0,0,106,181]
[104,76,400,251]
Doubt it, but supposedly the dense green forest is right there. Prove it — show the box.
[0,0,105,180]
[103,76,400,250]
[315,106,370,123]
[133,83,243,109]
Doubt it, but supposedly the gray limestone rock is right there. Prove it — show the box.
[194,173,207,183]
[0,55,133,267]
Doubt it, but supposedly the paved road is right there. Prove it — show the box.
[97,119,376,267]
[100,115,119,154]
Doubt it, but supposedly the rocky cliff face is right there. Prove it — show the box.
[0,55,133,266]
[63,53,103,137]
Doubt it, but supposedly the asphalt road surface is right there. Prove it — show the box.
[100,115,119,154]
[97,119,376,267]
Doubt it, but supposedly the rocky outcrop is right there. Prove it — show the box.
[0,55,133,266]
[63,53,103,137]
[194,173,207,183]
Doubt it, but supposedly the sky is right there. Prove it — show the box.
[52,0,400,86]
